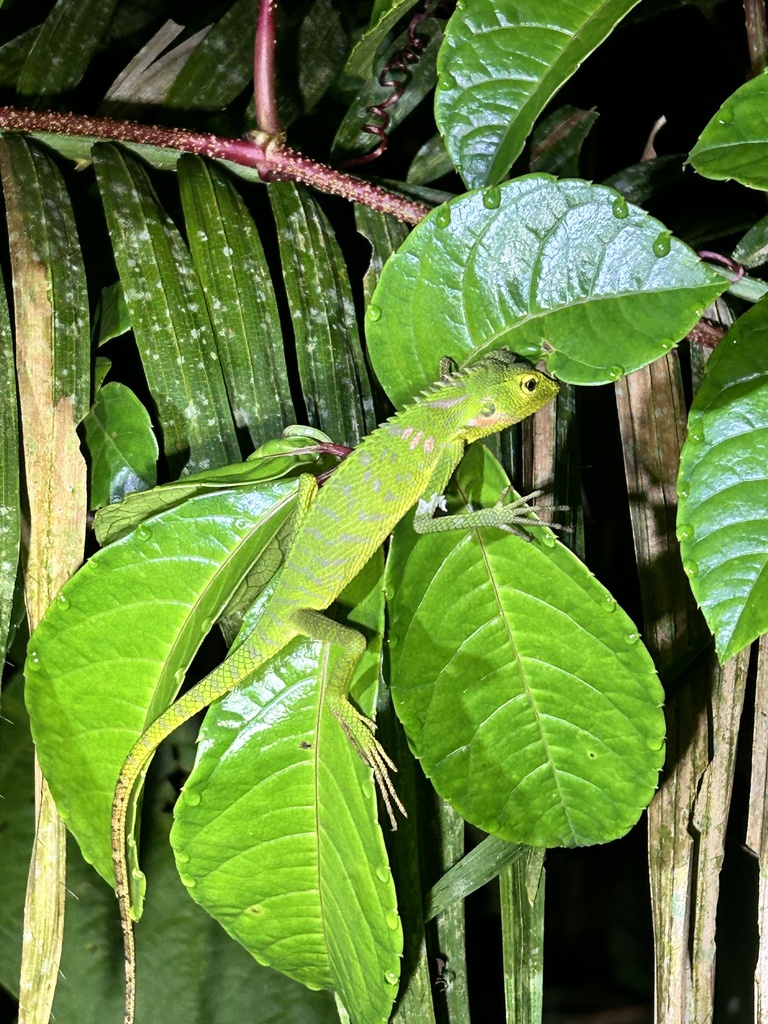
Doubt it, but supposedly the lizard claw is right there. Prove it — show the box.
[333,705,407,830]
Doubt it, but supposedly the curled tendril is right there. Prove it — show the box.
[340,1,443,169]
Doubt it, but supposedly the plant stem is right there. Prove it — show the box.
[0,107,430,224]
[743,0,768,75]
[254,0,280,135]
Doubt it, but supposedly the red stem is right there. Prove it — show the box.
[0,107,430,224]
[254,0,280,135]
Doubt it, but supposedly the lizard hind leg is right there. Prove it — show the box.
[292,609,407,830]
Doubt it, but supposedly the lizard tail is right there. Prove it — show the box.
[112,628,289,1023]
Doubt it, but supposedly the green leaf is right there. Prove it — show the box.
[25,481,300,884]
[171,560,401,1024]
[178,155,294,448]
[366,176,725,403]
[529,105,599,178]
[0,270,18,660]
[689,69,768,190]
[269,182,375,444]
[677,297,768,661]
[297,0,348,113]
[83,381,158,509]
[170,643,401,1023]
[332,18,441,162]
[386,444,665,848]
[406,133,454,186]
[435,0,642,188]
[346,0,421,78]
[354,205,410,312]
[166,0,258,110]
[603,155,686,207]
[93,142,240,476]
[0,677,338,1024]
[94,281,131,346]
[733,211,768,268]
[17,0,119,98]
[93,436,339,546]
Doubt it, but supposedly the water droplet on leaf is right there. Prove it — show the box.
[235,518,249,531]
[608,365,625,381]
[385,969,399,986]
[136,524,152,541]
[176,851,190,864]
[26,651,40,670]
[688,427,704,443]
[180,875,196,888]
[184,790,202,807]
[434,205,452,229]
[625,631,640,645]
[386,911,400,931]
[652,231,671,257]
[683,561,699,578]
[483,186,501,209]
[56,593,69,609]
[368,304,382,322]
[677,523,694,541]
[611,196,629,219]
[679,485,690,499]
[375,865,391,882]
[604,595,617,612]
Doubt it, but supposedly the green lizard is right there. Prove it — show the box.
[112,349,559,1023]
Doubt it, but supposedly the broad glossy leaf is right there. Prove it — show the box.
[435,0,641,188]
[386,444,665,847]
[677,297,768,661]
[0,679,338,1024]
[366,176,725,402]
[83,381,158,509]
[689,69,768,190]
[171,561,401,1024]
[178,155,294,448]
[93,143,240,476]
[269,182,375,445]
[25,481,300,884]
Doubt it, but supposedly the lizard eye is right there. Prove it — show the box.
[519,374,538,393]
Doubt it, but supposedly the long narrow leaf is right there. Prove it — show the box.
[17,0,119,98]
[93,143,240,476]
[269,181,374,445]
[179,155,294,448]
[1,133,89,1024]
[0,269,17,663]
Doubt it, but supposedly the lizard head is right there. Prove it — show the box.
[452,349,559,442]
